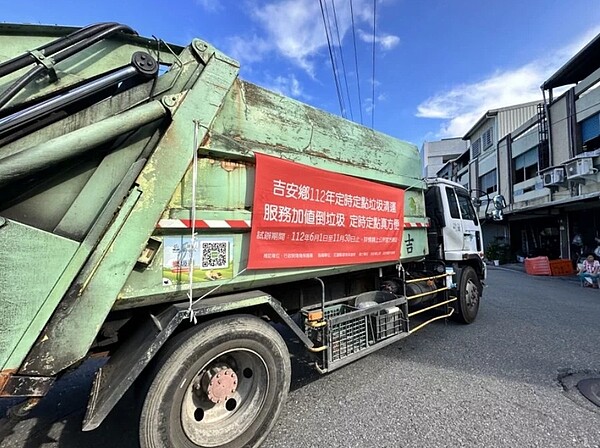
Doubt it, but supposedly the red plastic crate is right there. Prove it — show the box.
[524,256,551,276]
[549,259,575,276]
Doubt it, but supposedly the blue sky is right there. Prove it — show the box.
[3,0,600,146]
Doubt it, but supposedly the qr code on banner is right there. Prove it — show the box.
[201,240,229,269]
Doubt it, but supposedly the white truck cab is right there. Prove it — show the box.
[423,178,505,323]
[430,178,483,261]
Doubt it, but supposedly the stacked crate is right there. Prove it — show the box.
[524,256,551,275]
[524,257,574,276]
[549,259,575,276]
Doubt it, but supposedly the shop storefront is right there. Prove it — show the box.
[501,196,600,265]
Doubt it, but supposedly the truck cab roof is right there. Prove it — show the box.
[424,177,469,191]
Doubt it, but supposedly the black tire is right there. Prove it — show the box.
[453,266,482,324]
[139,314,291,448]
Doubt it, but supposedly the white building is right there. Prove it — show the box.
[421,138,467,178]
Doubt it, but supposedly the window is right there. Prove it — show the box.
[513,148,538,183]
[581,113,600,152]
[480,169,497,194]
[456,189,479,224]
[482,127,494,149]
[471,138,482,157]
[445,187,460,219]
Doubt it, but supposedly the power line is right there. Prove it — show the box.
[371,0,377,128]
[324,0,347,116]
[319,0,346,118]
[349,0,364,125]
[330,0,354,121]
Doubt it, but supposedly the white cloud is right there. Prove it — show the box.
[252,0,326,75]
[195,0,223,12]
[226,35,272,65]
[356,83,386,116]
[418,64,542,118]
[416,26,600,138]
[261,74,310,100]
[225,0,398,75]
[357,29,400,50]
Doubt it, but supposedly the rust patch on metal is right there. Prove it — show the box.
[0,372,55,397]
[201,367,238,404]
[0,369,16,395]
[200,130,211,147]
[242,81,279,110]
[220,160,244,172]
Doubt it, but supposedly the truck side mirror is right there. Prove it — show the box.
[491,209,503,221]
[492,194,506,210]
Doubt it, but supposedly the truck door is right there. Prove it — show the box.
[442,186,481,258]
[442,186,465,257]
[455,188,480,253]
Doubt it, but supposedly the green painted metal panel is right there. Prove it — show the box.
[4,178,144,372]
[167,157,252,213]
[19,42,241,375]
[17,187,142,374]
[116,228,427,309]
[208,80,424,190]
[120,139,428,308]
[0,219,78,370]
[1,161,98,233]
[54,124,157,240]
[400,228,428,259]
[404,190,426,218]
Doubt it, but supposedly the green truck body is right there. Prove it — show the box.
[0,23,489,448]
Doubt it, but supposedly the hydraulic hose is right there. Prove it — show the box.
[0,23,136,109]
[0,23,121,78]
[0,51,158,136]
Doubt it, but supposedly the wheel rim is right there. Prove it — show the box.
[180,348,269,447]
[464,279,480,309]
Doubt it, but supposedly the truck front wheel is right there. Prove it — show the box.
[453,266,482,324]
[139,314,291,448]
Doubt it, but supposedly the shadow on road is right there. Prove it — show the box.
[0,359,138,448]
[0,327,323,448]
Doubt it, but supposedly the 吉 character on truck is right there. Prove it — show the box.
[0,23,505,448]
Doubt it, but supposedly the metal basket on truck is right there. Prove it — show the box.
[304,289,409,372]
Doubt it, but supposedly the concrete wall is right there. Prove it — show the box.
[497,137,511,203]
[549,94,572,164]
[422,138,467,177]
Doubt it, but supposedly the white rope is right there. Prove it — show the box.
[184,120,251,319]
[191,268,248,307]
[186,120,200,324]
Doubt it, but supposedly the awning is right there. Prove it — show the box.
[542,32,600,90]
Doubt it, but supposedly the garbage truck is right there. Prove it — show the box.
[0,23,505,448]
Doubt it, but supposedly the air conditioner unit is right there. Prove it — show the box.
[542,168,565,187]
[565,157,596,179]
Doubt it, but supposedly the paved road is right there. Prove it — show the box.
[2,267,600,447]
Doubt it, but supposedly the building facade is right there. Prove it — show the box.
[421,138,467,178]
[434,31,600,264]
[439,102,542,251]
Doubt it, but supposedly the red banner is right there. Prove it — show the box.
[248,153,405,269]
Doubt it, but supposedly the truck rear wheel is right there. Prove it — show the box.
[139,314,291,448]
[453,266,481,324]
